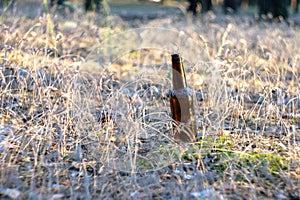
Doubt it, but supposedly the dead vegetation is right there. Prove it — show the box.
[0,2,299,199]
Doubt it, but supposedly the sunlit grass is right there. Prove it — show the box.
[0,2,299,199]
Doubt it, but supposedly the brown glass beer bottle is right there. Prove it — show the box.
[170,54,197,142]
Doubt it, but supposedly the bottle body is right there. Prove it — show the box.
[170,54,196,142]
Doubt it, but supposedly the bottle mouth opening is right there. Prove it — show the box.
[171,54,180,61]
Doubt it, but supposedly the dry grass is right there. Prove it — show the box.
[0,2,299,199]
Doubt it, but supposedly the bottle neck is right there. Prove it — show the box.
[171,54,187,90]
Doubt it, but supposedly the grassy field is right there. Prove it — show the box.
[0,1,299,199]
